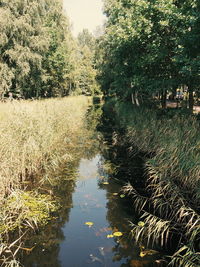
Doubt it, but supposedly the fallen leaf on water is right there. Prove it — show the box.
[140,251,146,258]
[138,221,145,227]
[120,194,125,198]
[95,232,101,237]
[103,182,109,185]
[140,249,159,257]
[113,231,123,237]
[99,227,112,233]
[89,254,103,263]
[85,222,94,227]
[107,234,114,238]
[113,193,118,196]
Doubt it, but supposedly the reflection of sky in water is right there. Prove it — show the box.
[59,155,126,266]
[78,155,100,180]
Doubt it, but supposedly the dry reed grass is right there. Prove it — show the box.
[109,101,200,267]
[0,96,90,200]
[0,96,91,266]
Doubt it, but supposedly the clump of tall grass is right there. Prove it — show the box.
[0,96,91,265]
[108,100,200,266]
[0,96,90,200]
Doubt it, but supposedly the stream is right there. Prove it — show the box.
[21,105,163,267]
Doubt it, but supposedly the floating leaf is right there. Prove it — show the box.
[113,231,123,237]
[140,251,146,258]
[138,221,145,227]
[120,194,125,198]
[95,232,101,237]
[107,234,114,239]
[140,249,159,257]
[113,193,118,196]
[103,182,109,185]
[85,222,94,227]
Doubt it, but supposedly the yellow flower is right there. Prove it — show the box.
[113,231,123,237]
[140,251,146,258]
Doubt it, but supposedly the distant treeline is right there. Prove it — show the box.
[98,0,200,111]
[0,0,99,99]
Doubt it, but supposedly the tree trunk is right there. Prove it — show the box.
[135,92,140,106]
[131,93,135,105]
[161,89,167,109]
[188,86,194,113]
[172,85,177,100]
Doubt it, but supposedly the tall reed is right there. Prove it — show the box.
[0,96,91,266]
[108,100,200,267]
[0,96,90,199]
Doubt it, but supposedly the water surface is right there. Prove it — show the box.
[21,106,161,267]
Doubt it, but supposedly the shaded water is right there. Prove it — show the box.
[21,106,162,267]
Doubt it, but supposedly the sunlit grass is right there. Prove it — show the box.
[0,96,90,200]
[0,96,91,265]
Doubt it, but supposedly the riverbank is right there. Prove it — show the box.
[102,99,200,267]
[0,96,92,266]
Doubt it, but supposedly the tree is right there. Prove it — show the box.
[42,0,77,97]
[76,29,100,95]
[174,0,200,111]
[0,0,48,98]
[0,0,79,98]
[100,0,186,107]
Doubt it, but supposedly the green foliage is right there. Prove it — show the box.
[100,0,200,109]
[0,0,98,98]
[76,29,101,95]
[42,1,77,97]
[0,0,48,97]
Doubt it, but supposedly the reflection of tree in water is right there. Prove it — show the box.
[20,105,103,267]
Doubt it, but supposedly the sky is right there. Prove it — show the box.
[63,0,106,36]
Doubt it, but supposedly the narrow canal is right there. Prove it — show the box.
[21,105,162,267]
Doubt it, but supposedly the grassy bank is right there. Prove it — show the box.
[105,99,200,267]
[0,96,91,266]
